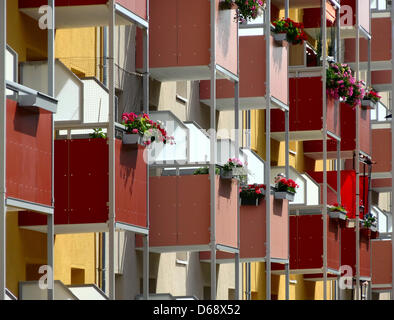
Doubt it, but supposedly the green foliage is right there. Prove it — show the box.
[90,128,107,139]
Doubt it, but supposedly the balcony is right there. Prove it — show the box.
[199,34,288,111]
[199,195,289,264]
[340,0,371,39]
[136,0,238,81]
[303,0,337,34]
[371,240,392,292]
[341,226,371,280]
[18,0,148,28]
[19,137,148,233]
[303,102,372,159]
[5,46,57,214]
[271,73,340,141]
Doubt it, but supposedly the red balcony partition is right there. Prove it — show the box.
[340,0,370,38]
[371,127,392,192]
[303,1,336,29]
[199,195,289,263]
[371,240,392,291]
[136,175,238,253]
[19,0,148,28]
[341,227,371,279]
[288,213,342,277]
[271,76,340,141]
[199,35,288,111]
[6,98,52,208]
[136,0,238,82]
[307,170,369,220]
[19,138,147,233]
[303,103,371,159]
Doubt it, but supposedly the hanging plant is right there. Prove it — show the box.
[363,88,381,103]
[221,0,265,23]
[326,62,355,101]
[272,18,307,45]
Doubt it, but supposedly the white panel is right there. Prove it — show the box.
[68,286,108,300]
[241,148,265,185]
[302,174,320,206]
[20,60,83,121]
[82,79,109,123]
[372,206,388,233]
[19,281,77,300]
[148,111,188,163]
[184,123,210,163]
[5,49,15,82]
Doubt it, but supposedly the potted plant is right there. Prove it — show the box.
[121,112,175,147]
[362,88,381,109]
[221,0,265,23]
[193,167,221,175]
[273,176,298,201]
[327,203,348,220]
[220,158,248,183]
[326,62,357,103]
[345,80,366,108]
[363,213,377,233]
[90,128,107,139]
[240,184,266,206]
[272,18,307,45]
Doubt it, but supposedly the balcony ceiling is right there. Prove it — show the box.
[272,0,322,9]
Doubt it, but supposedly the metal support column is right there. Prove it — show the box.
[108,0,116,300]
[235,81,240,300]
[391,0,394,301]
[209,0,217,301]
[355,0,361,301]
[142,23,150,301]
[47,0,55,301]
[322,0,328,301]
[336,2,341,207]
[0,0,6,301]
[284,0,290,301]
[265,0,272,301]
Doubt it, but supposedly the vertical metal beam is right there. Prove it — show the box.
[336,3,341,206]
[0,0,6,302]
[265,0,271,301]
[108,0,116,300]
[355,0,361,301]
[391,0,394,301]
[284,0,290,301]
[47,0,55,301]
[142,21,150,301]
[210,0,217,301]
[322,0,328,301]
[235,80,240,300]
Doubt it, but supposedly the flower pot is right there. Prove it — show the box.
[361,228,371,238]
[361,99,377,110]
[220,168,246,180]
[273,33,287,45]
[370,225,378,233]
[328,211,347,221]
[219,0,238,10]
[240,197,261,206]
[346,219,356,228]
[122,133,144,147]
[274,191,295,201]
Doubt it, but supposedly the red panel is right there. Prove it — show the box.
[303,2,336,28]
[68,139,109,225]
[116,0,147,20]
[6,99,52,206]
[372,70,392,86]
[372,178,392,189]
[291,214,340,271]
[341,227,371,278]
[149,0,178,69]
[53,140,69,225]
[372,240,392,286]
[19,0,107,8]
[115,141,147,228]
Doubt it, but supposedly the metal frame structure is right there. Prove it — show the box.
[391,0,394,301]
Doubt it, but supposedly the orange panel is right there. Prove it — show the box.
[270,36,288,106]
[372,128,391,173]
[271,197,289,260]
[147,175,238,250]
[372,240,392,286]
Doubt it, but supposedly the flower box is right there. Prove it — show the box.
[240,189,265,206]
[220,168,245,180]
[370,225,378,233]
[122,133,144,147]
[346,219,356,228]
[274,191,295,201]
[328,211,347,221]
[361,227,372,238]
[273,33,287,44]
[361,100,377,110]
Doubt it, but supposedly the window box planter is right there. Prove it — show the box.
[273,32,287,44]
[240,189,265,206]
[273,191,295,202]
[220,167,246,180]
[346,219,356,228]
[361,100,377,110]
[328,211,347,221]
[122,133,144,147]
[370,225,378,233]
[361,227,372,238]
